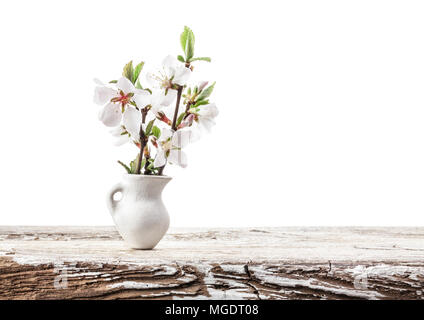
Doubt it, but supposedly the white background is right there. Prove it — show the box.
[0,0,423,226]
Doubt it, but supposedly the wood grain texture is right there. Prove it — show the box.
[0,226,423,300]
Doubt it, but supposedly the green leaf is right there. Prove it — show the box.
[177,55,185,63]
[175,112,186,127]
[109,80,118,84]
[186,33,195,60]
[147,158,157,171]
[193,99,209,107]
[180,26,189,53]
[129,154,145,174]
[133,62,144,84]
[122,61,134,83]
[147,162,154,171]
[129,155,138,174]
[197,81,215,101]
[152,126,161,139]
[117,160,131,174]
[189,57,211,63]
[145,119,155,136]
[180,26,195,60]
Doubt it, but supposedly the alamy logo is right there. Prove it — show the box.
[353,273,368,290]
[53,263,72,289]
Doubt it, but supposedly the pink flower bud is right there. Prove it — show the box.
[198,81,208,92]
[177,113,195,129]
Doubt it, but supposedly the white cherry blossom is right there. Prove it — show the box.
[190,103,219,132]
[134,90,177,116]
[146,55,191,92]
[154,128,193,168]
[94,77,150,127]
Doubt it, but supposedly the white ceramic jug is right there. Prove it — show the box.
[107,174,171,249]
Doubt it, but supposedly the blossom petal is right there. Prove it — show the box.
[161,89,177,106]
[133,91,152,109]
[160,127,173,142]
[154,150,167,168]
[117,77,135,93]
[93,78,105,86]
[98,103,122,127]
[144,111,157,123]
[150,104,162,115]
[162,55,177,76]
[198,103,219,119]
[168,149,188,168]
[110,126,124,137]
[150,93,163,111]
[189,127,202,142]
[134,88,148,95]
[146,72,158,88]
[198,81,209,92]
[94,86,116,105]
[198,118,216,132]
[122,106,142,140]
[173,67,191,86]
[171,129,192,148]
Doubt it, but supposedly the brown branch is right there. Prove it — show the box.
[135,108,148,174]
[183,101,193,120]
[157,165,165,176]
[171,86,183,131]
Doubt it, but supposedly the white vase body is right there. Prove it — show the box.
[106,174,171,249]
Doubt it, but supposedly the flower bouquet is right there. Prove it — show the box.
[93,27,218,249]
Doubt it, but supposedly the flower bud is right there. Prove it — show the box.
[156,112,172,126]
[177,113,195,129]
[143,145,149,157]
[198,81,208,92]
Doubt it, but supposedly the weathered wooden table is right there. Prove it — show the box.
[0,226,423,300]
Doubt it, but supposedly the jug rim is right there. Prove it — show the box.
[122,173,172,180]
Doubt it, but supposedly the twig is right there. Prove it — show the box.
[171,86,183,131]
[135,108,148,174]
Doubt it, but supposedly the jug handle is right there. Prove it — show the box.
[106,183,124,215]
